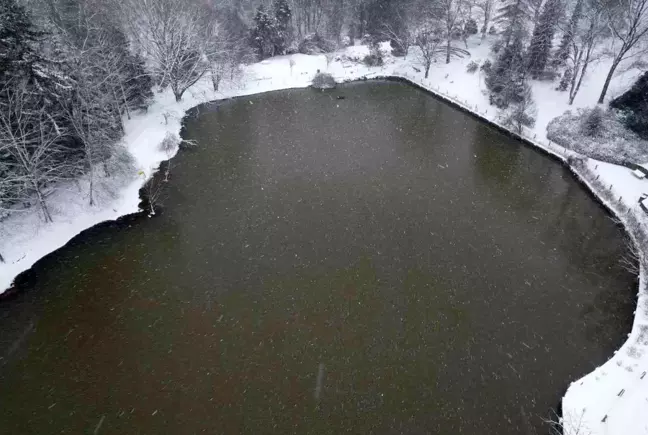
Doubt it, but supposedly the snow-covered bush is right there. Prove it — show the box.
[104,145,136,179]
[536,70,559,82]
[466,60,479,73]
[581,106,605,137]
[547,108,648,165]
[159,132,180,154]
[312,72,336,89]
[491,38,503,54]
[363,52,384,66]
[298,33,336,54]
[611,71,648,140]
[465,18,478,35]
[557,68,572,91]
[480,59,492,73]
[363,42,384,66]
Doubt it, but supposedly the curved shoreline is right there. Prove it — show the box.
[0,52,645,435]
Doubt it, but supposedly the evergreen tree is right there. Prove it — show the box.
[526,0,563,77]
[123,53,154,113]
[0,0,41,83]
[554,0,584,65]
[495,0,531,47]
[557,67,572,90]
[251,5,277,60]
[273,0,292,55]
[611,71,648,139]
[486,28,528,107]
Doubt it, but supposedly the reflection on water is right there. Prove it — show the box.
[0,81,636,435]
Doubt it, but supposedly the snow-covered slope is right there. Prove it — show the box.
[1,35,646,435]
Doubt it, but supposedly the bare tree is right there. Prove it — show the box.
[293,0,326,38]
[381,10,415,56]
[379,4,419,56]
[0,84,72,222]
[326,0,346,43]
[413,25,445,77]
[598,0,648,103]
[122,0,219,101]
[54,20,124,205]
[567,0,606,104]
[438,0,471,63]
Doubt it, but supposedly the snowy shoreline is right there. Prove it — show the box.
[1,41,646,435]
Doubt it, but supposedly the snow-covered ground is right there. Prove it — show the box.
[1,35,647,435]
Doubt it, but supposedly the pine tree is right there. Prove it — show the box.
[251,5,277,60]
[495,0,531,47]
[0,0,42,83]
[273,0,292,55]
[486,28,528,107]
[557,67,572,90]
[123,53,153,113]
[526,0,563,77]
[554,0,584,66]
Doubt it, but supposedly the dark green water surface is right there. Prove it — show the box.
[0,81,636,434]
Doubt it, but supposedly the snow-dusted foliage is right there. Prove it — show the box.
[298,33,337,55]
[611,71,648,139]
[547,107,648,165]
[158,132,181,153]
[466,60,479,73]
[311,72,336,89]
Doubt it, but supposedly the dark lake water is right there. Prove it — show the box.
[0,81,636,434]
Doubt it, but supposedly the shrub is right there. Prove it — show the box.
[491,38,503,54]
[363,53,384,66]
[465,18,478,35]
[611,71,648,139]
[363,44,384,66]
[489,26,497,35]
[466,60,479,73]
[536,70,559,82]
[159,132,180,153]
[298,33,336,55]
[390,39,407,57]
[480,59,492,73]
[312,72,336,89]
[557,68,572,91]
[581,106,605,137]
[622,109,648,140]
[547,108,648,165]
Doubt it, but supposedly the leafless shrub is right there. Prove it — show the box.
[543,410,591,435]
[158,132,180,153]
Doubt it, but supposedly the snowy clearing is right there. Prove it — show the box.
[0,35,647,435]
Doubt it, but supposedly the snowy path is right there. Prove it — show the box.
[1,36,647,435]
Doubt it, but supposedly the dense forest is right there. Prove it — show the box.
[0,0,647,224]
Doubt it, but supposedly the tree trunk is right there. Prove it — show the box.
[571,52,592,105]
[33,181,52,223]
[88,168,95,206]
[446,39,451,64]
[568,52,583,105]
[425,63,431,78]
[120,83,131,120]
[598,57,621,104]
[173,87,183,102]
[211,69,220,91]
[482,12,490,40]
